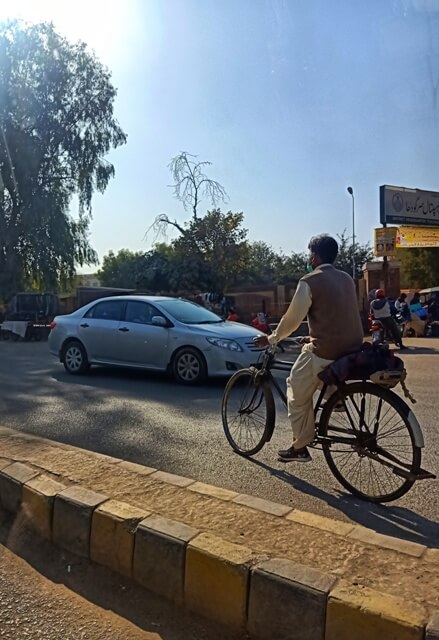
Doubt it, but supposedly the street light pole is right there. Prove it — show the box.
[347,186,355,279]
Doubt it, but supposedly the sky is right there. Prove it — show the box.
[1,0,439,264]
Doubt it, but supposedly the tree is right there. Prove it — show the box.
[98,249,145,289]
[335,232,374,279]
[0,21,127,301]
[236,242,307,285]
[168,152,228,219]
[275,252,308,283]
[137,244,178,292]
[145,151,229,247]
[239,241,278,284]
[398,247,439,289]
[171,209,249,291]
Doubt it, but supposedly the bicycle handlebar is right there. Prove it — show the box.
[252,336,304,351]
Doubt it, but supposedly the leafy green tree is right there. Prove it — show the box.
[97,249,144,288]
[0,21,126,301]
[171,209,249,291]
[274,252,308,283]
[239,241,278,284]
[239,233,372,284]
[335,232,374,279]
[398,247,439,289]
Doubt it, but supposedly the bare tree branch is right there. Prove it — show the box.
[144,213,186,244]
[168,151,228,219]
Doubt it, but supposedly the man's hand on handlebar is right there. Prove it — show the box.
[253,336,311,349]
[253,335,270,349]
[253,335,311,349]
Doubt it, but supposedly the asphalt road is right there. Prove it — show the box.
[0,340,438,547]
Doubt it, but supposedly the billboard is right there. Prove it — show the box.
[374,227,397,257]
[396,226,439,248]
[380,185,439,227]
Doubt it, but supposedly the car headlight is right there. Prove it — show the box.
[206,337,243,352]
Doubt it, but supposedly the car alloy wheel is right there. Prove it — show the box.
[63,340,89,375]
[173,348,206,384]
[65,345,83,372]
[176,352,200,381]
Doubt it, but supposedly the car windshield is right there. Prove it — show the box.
[158,299,223,324]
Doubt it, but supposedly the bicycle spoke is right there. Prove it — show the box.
[223,371,272,455]
[322,383,419,501]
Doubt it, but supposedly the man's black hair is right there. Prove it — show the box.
[308,234,338,264]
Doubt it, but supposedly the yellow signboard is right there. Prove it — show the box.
[396,226,439,248]
[374,227,397,257]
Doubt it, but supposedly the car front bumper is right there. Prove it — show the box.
[202,347,263,377]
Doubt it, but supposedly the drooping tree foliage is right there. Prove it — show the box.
[0,20,126,300]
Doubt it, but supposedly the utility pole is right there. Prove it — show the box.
[347,186,355,279]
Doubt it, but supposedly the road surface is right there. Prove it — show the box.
[0,340,437,546]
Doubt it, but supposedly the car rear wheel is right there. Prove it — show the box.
[62,340,89,375]
[172,347,207,385]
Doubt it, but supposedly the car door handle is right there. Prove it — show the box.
[118,327,130,332]
[80,323,89,328]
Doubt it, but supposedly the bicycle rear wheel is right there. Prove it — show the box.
[222,368,275,456]
[319,382,421,503]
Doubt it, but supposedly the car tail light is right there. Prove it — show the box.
[48,321,56,330]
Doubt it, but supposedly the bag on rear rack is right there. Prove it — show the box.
[318,342,416,403]
[319,342,406,387]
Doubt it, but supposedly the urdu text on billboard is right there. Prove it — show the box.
[380,185,439,227]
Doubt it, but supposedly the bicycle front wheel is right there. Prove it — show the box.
[319,382,421,503]
[222,368,275,456]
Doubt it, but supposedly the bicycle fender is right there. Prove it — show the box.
[386,386,424,448]
[265,419,276,443]
[407,409,425,448]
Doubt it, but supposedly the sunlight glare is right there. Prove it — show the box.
[0,0,142,65]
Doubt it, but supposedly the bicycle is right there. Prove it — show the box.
[221,341,435,503]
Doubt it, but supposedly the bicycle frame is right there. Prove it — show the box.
[256,346,376,448]
[224,344,436,500]
[257,347,432,467]
[255,346,329,442]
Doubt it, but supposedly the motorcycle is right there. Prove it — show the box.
[369,313,405,346]
[371,319,386,345]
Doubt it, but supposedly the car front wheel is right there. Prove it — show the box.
[172,348,207,385]
[62,340,89,375]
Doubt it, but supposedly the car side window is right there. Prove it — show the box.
[124,301,163,325]
[84,300,124,321]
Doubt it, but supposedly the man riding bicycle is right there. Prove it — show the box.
[255,234,364,463]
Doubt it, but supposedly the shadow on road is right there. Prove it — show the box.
[246,457,439,548]
[398,346,439,355]
[52,364,228,393]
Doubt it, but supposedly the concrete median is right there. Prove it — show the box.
[22,475,66,540]
[133,513,199,604]
[0,427,437,639]
[248,558,336,640]
[90,499,149,577]
[185,532,254,629]
[53,485,108,557]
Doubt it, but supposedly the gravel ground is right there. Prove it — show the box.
[0,511,243,640]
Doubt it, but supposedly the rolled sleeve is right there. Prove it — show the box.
[268,280,312,344]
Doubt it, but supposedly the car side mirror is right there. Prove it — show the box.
[151,316,168,328]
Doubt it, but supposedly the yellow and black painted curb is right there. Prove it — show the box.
[0,448,437,639]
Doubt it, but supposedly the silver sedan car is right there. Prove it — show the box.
[48,295,265,384]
